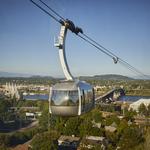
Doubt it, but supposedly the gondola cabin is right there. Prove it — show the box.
[49,20,95,116]
[49,80,95,116]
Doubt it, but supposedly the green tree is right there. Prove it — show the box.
[63,117,81,136]
[147,104,150,116]
[105,131,118,147]
[117,119,128,136]
[138,103,148,116]
[143,127,150,150]
[0,100,10,113]
[53,116,66,133]
[124,108,136,121]
[0,100,11,122]
[92,108,103,123]
[79,118,93,136]
[31,131,58,150]
[105,115,120,126]
[118,126,143,150]
[39,102,49,130]
[0,134,10,147]
[89,127,104,136]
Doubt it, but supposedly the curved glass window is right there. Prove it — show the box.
[84,89,94,104]
[51,90,79,106]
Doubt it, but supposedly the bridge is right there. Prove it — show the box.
[95,88,125,104]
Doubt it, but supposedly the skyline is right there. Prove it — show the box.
[0,0,150,78]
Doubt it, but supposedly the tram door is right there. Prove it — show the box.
[81,90,85,112]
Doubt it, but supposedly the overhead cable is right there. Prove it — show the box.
[30,0,60,23]
[39,0,65,21]
[30,0,149,79]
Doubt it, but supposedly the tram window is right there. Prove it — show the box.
[82,90,85,105]
[84,90,89,104]
[87,89,93,102]
[51,90,79,106]
[69,91,79,104]
[83,89,93,104]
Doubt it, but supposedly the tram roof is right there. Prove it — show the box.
[52,80,92,91]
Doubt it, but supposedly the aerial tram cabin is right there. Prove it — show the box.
[49,20,95,116]
[29,0,122,117]
[49,80,94,116]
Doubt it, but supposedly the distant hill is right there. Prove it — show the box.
[30,75,54,80]
[0,71,55,79]
[79,74,134,80]
[0,71,31,77]
[0,72,134,80]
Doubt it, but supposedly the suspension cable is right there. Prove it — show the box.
[30,0,149,79]
[81,33,148,78]
[30,0,60,23]
[39,0,65,21]
[77,34,114,59]
[78,34,149,79]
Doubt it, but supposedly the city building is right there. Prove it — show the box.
[5,82,20,100]
[79,136,107,150]
[58,135,80,150]
[129,98,150,112]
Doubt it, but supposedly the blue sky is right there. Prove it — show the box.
[0,0,150,78]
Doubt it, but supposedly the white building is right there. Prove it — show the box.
[5,82,20,100]
[129,98,150,112]
[80,136,107,150]
[58,135,80,149]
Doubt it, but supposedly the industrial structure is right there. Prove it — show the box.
[5,82,20,100]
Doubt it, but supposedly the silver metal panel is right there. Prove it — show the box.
[81,102,94,113]
[52,81,78,91]
[52,80,93,91]
[50,80,94,116]
[50,106,79,116]
[78,87,81,115]
[78,81,93,90]
[56,25,74,80]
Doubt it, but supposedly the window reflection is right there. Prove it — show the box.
[84,89,93,104]
[51,90,79,106]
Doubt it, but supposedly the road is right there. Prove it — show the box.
[18,120,39,132]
